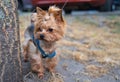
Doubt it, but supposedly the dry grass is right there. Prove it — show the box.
[85,65,108,78]
[20,13,120,78]
[63,15,120,64]
[24,72,64,82]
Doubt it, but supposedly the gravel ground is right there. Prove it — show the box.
[19,12,120,82]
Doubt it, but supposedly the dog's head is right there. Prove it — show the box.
[34,6,66,42]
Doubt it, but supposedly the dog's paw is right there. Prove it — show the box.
[38,72,44,79]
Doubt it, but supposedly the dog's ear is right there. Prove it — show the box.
[36,7,46,16]
[48,6,64,23]
[54,9,64,23]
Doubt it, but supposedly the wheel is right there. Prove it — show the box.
[99,0,113,11]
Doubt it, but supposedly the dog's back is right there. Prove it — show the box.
[22,23,34,58]
[24,23,34,39]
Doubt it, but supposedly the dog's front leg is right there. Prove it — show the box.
[22,40,29,62]
[28,41,45,78]
[46,56,58,73]
[31,55,44,79]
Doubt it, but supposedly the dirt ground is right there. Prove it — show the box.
[19,13,120,82]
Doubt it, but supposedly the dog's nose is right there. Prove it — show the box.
[40,34,44,39]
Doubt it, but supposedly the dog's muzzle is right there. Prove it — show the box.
[40,34,44,39]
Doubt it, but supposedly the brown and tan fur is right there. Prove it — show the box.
[22,6,66,78]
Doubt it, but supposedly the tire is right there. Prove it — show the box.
[99,0,113,11]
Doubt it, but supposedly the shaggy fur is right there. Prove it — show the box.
[22,6,66,78]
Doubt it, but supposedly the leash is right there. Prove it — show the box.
[62,0,69,10]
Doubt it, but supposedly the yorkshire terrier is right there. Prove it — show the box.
[22,6,66,78]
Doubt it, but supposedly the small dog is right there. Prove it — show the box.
[22,6,66,78]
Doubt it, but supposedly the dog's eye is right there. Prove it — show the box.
[48,28,53,32]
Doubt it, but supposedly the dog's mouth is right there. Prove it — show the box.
[41,39,54,43]
[35,34,56,42]
[39,37,56,43]
[39,37,50,42]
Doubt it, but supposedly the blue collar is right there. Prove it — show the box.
[32,35,56,58]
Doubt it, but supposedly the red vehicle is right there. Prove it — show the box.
[18,0,114,13]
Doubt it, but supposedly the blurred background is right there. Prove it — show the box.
[19,0,120,82]
[18,0,120,14]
